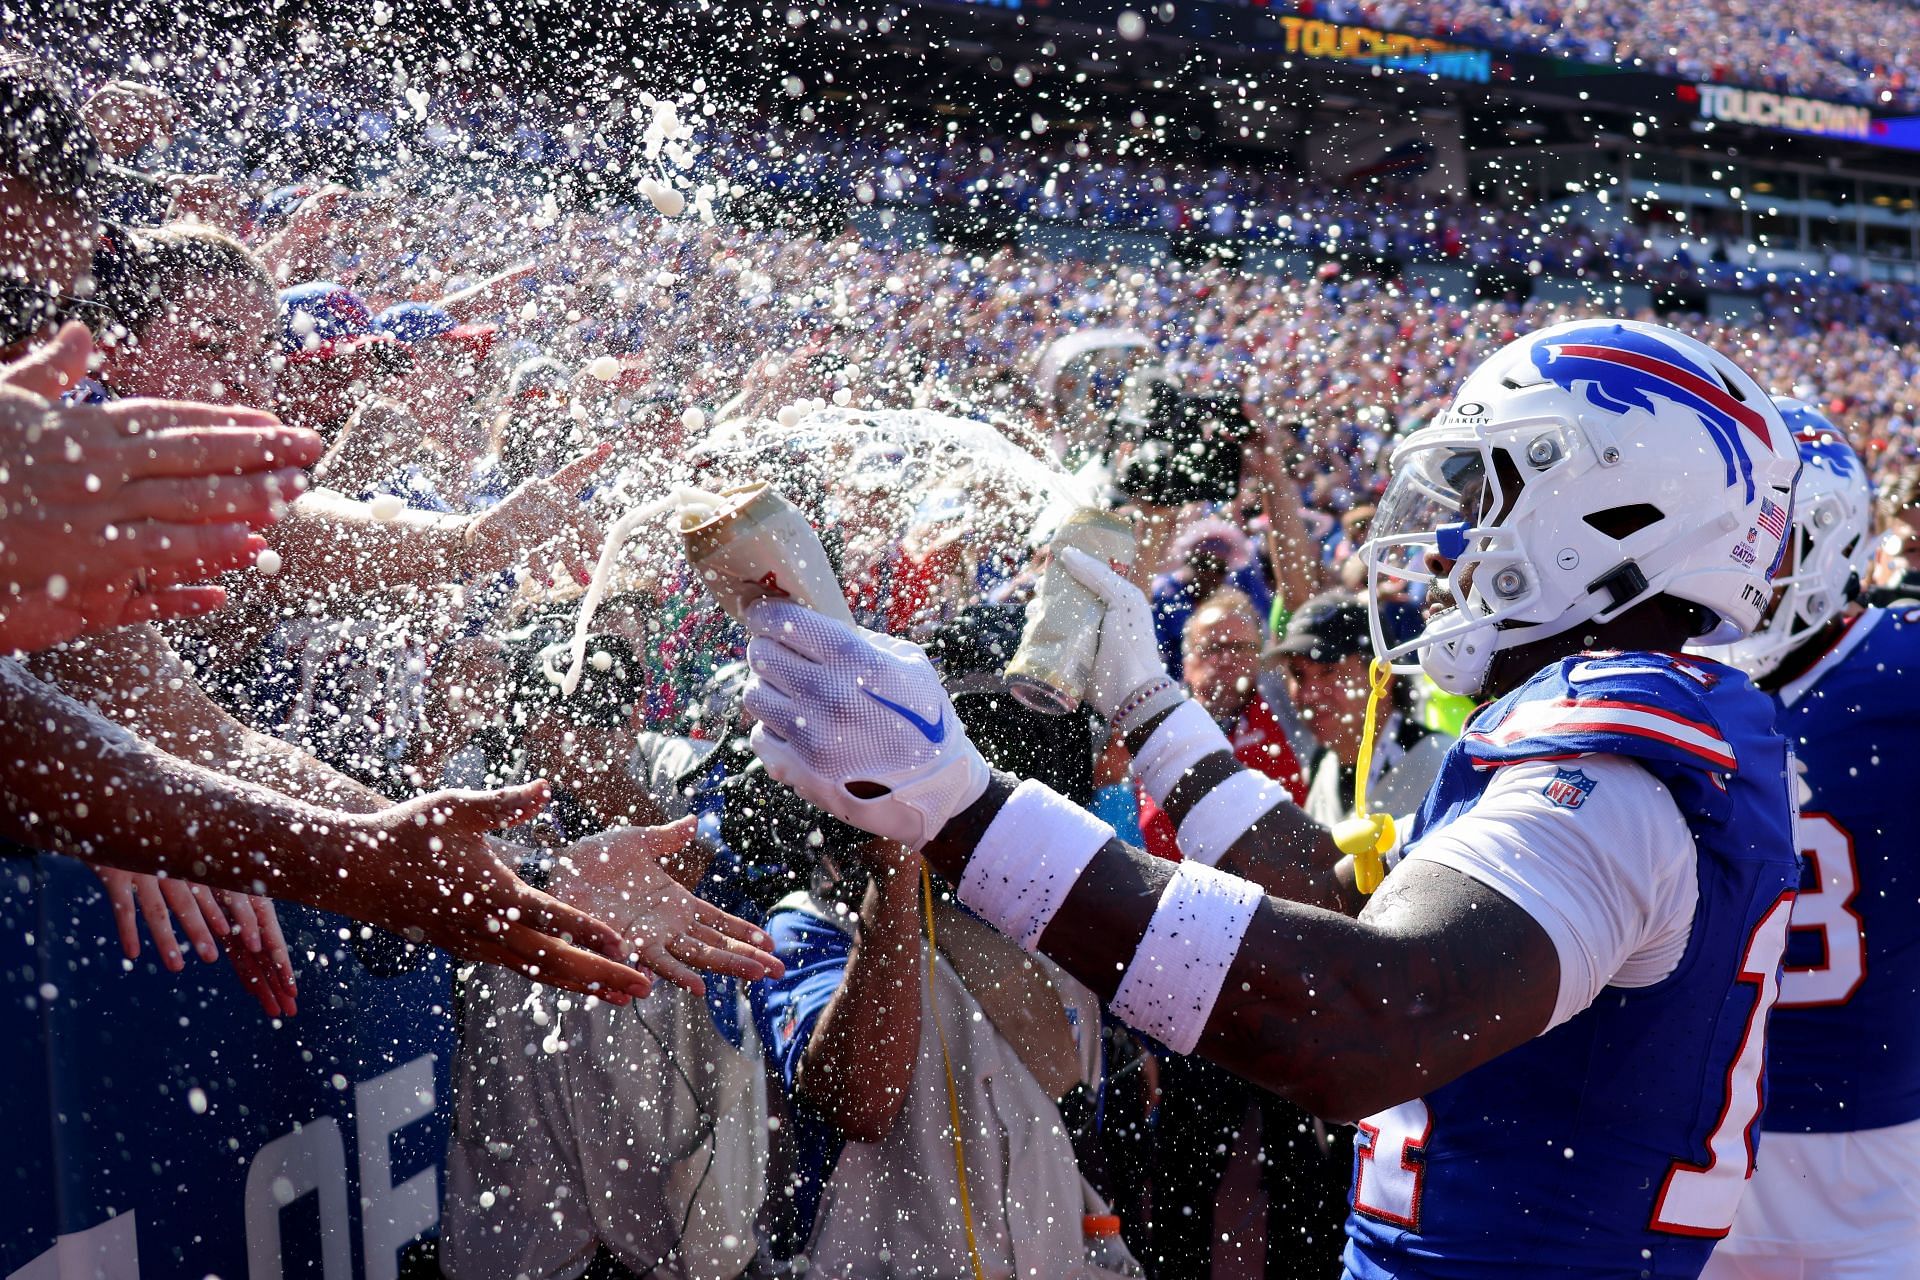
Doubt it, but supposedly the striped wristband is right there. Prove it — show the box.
[1176,769,1293,867]
[1134,698,1233,804]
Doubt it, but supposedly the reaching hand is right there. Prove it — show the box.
[1057,547,1177,720]
[743,600,991,849]
[551,817,783,996]
[331,781,664,1000]
[439,261,538,325]
[0,326,322,650]
[461,444,610,582]
[93,865,300,1018]
[0,579,233,654]
[216,891,300,1019]
[80,81,175,159]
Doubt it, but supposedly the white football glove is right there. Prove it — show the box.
[1057,547,1184,727]
[742,600,991,850]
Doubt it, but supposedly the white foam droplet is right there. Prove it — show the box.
[641,178,687,218]
[369,494,406,522]
[589,650,614,672]
[777,404,803,428]
[832,387,853,406]
[587,355,622,382]
[254,548,283,576]
[682,406,706,433]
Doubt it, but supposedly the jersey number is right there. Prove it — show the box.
[1353,1098,1431,1228]
[1650,893,1794,1238]
[1779,813,1866,1008]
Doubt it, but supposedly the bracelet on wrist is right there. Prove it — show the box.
[1112,676,1186,738]
[1112,676,1173,726]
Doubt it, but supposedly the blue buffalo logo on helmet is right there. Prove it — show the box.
[1776,398,1856,472]
[1792,429,1860,481]
[1530,324,1776,502]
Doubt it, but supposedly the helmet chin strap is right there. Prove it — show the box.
[1417,562,1654,697]
[1419,621,1498,696]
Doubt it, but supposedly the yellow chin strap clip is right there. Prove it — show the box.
[1330,658,1397,895]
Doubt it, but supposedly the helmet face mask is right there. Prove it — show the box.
[1366,418,1578,695]
[1362,319,1802,698]
[1694,405,1873,681]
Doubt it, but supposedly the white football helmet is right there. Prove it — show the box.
[1362,319,1801,696]
[1693,400,1873,680]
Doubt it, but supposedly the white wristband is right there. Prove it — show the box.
[1134,699,1233,804]
[1109,860,1264,1055]
[1176,769,1291,867]
[956,779,1114,952]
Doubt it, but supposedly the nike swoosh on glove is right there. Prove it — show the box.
[742,599,991,850]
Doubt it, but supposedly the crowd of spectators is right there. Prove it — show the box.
[1310,0,1920,110]
[17,24,1920,1279]
[35,15,1887,319]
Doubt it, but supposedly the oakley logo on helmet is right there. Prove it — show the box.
[1530,326,1774,502]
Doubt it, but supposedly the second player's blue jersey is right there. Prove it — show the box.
[1763,606,1920,1134]
[1344,651,1799,1279]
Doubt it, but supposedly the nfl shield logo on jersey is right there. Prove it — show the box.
[1543,768,1598,809]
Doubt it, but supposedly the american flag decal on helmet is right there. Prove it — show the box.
[1757,497,1788,540]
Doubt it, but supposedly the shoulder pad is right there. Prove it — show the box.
[1461,653,1741,774]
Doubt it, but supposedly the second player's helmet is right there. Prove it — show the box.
[1362,319,1802,695]
[1693,400,1873,680]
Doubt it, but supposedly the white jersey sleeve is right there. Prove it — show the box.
[1403,755,1699,1030]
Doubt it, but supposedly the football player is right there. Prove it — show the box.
[741,320,1802,1277]
[1695,404,1919,1279]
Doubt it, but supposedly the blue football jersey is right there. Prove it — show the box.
[1763,606,1920,1134]
[1344,652,1799,1279]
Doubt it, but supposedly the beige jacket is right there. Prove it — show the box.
[782,893,1137,1280]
